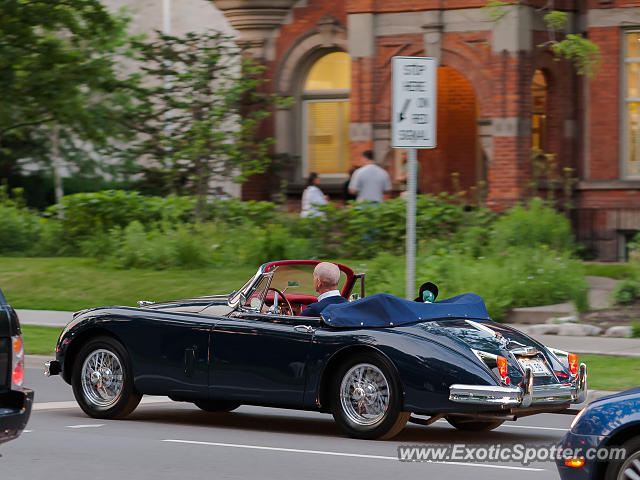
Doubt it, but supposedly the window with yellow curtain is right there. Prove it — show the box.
[303,52,351,176]
[625,32,640,178]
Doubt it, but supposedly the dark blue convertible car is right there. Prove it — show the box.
[46,260,588,439]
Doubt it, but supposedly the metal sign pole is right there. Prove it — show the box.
[391,56,436,299]
[405,148,417,300]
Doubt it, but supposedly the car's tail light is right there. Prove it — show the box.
[568,353,578,376]
[497,356,509,384]
[11,335,24,389]
[565,458,585,468]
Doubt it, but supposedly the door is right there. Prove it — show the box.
[210,314,317,407]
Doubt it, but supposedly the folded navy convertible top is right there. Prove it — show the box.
[321,292,490,328]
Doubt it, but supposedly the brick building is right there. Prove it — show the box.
[211,0,640,260]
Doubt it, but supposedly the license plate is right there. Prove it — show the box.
[517,357,551,377]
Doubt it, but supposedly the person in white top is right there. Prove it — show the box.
[300,172,328,218]
[348,150,392,203]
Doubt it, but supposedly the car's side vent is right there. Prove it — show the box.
[0,338,10,389]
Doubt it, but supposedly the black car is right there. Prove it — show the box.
[45,260,587,440]
[0,289,34,444]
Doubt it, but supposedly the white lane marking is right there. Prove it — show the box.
[434,419,568,432]
[23,430,33,433]
[67,424,104,429]
[162,439,545,472]
[33,396,173,411]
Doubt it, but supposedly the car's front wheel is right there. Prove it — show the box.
[71,336,141,419]
[330,352,409,440]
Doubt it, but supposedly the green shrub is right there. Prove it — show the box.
[611,279,640,305]
[490,198,575,253]
[632,323,640,338]
[0,204,43,255]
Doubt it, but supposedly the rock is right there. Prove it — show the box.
[557,324,603,336]
[605,326,633,338]
[546,315,579,324]
[527,324,560,335]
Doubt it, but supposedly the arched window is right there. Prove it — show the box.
[303,52,351,176]
[531,70,548,152]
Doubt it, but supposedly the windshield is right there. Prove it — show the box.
[269,264,346,296]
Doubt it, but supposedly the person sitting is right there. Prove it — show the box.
[414,282,438,303]
[301,262,347,317]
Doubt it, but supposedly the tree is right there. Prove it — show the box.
[126,30,291,219]
[0,0,138,199]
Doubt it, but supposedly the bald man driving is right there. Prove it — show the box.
[300,262,348,317]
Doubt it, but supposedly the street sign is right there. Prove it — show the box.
[391,56,437,149]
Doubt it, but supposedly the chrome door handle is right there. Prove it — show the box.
[293,325,315,334]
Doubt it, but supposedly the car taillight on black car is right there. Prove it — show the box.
[11,335,24,389]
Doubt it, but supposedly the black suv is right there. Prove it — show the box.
[0,289,33,444]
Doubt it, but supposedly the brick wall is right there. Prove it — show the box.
[586,27,620,180]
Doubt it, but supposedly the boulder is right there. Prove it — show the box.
[605,326,633,338]
[557,324,603,336]
[527,324,560,335]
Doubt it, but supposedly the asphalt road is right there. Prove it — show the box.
[1,366,574,480]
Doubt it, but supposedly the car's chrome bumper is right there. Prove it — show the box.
[44,360,61,377]
[449,363,587,407]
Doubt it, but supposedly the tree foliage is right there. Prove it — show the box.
[484,1,602,78]
[0,0,137,183]
[125,30,291,218]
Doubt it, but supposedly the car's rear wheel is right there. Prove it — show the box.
[71,336,141,419]
[330,352,409,440]
[605,437,640,480]
[194,400,241,412]
[446,417,504,431]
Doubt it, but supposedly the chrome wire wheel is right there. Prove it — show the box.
[619,451,640,480]
[339,363,390,426]
[80,348,124,409]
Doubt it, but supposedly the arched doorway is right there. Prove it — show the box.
[302,51,351,178]
[417,66,480,197]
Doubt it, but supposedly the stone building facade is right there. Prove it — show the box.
[210,0,640,260]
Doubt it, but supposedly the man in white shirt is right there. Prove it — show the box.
[348,150,392,203]
[300,262,347,317]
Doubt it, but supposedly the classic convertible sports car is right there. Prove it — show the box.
[45,260,587,440]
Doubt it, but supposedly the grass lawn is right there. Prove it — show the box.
[583,263,638,280]
[579,355,640,391]
[20,325,640,392]
[22,325,61,355]
[1,257,256,311]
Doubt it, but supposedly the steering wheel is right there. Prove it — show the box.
[267,287,294,316]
